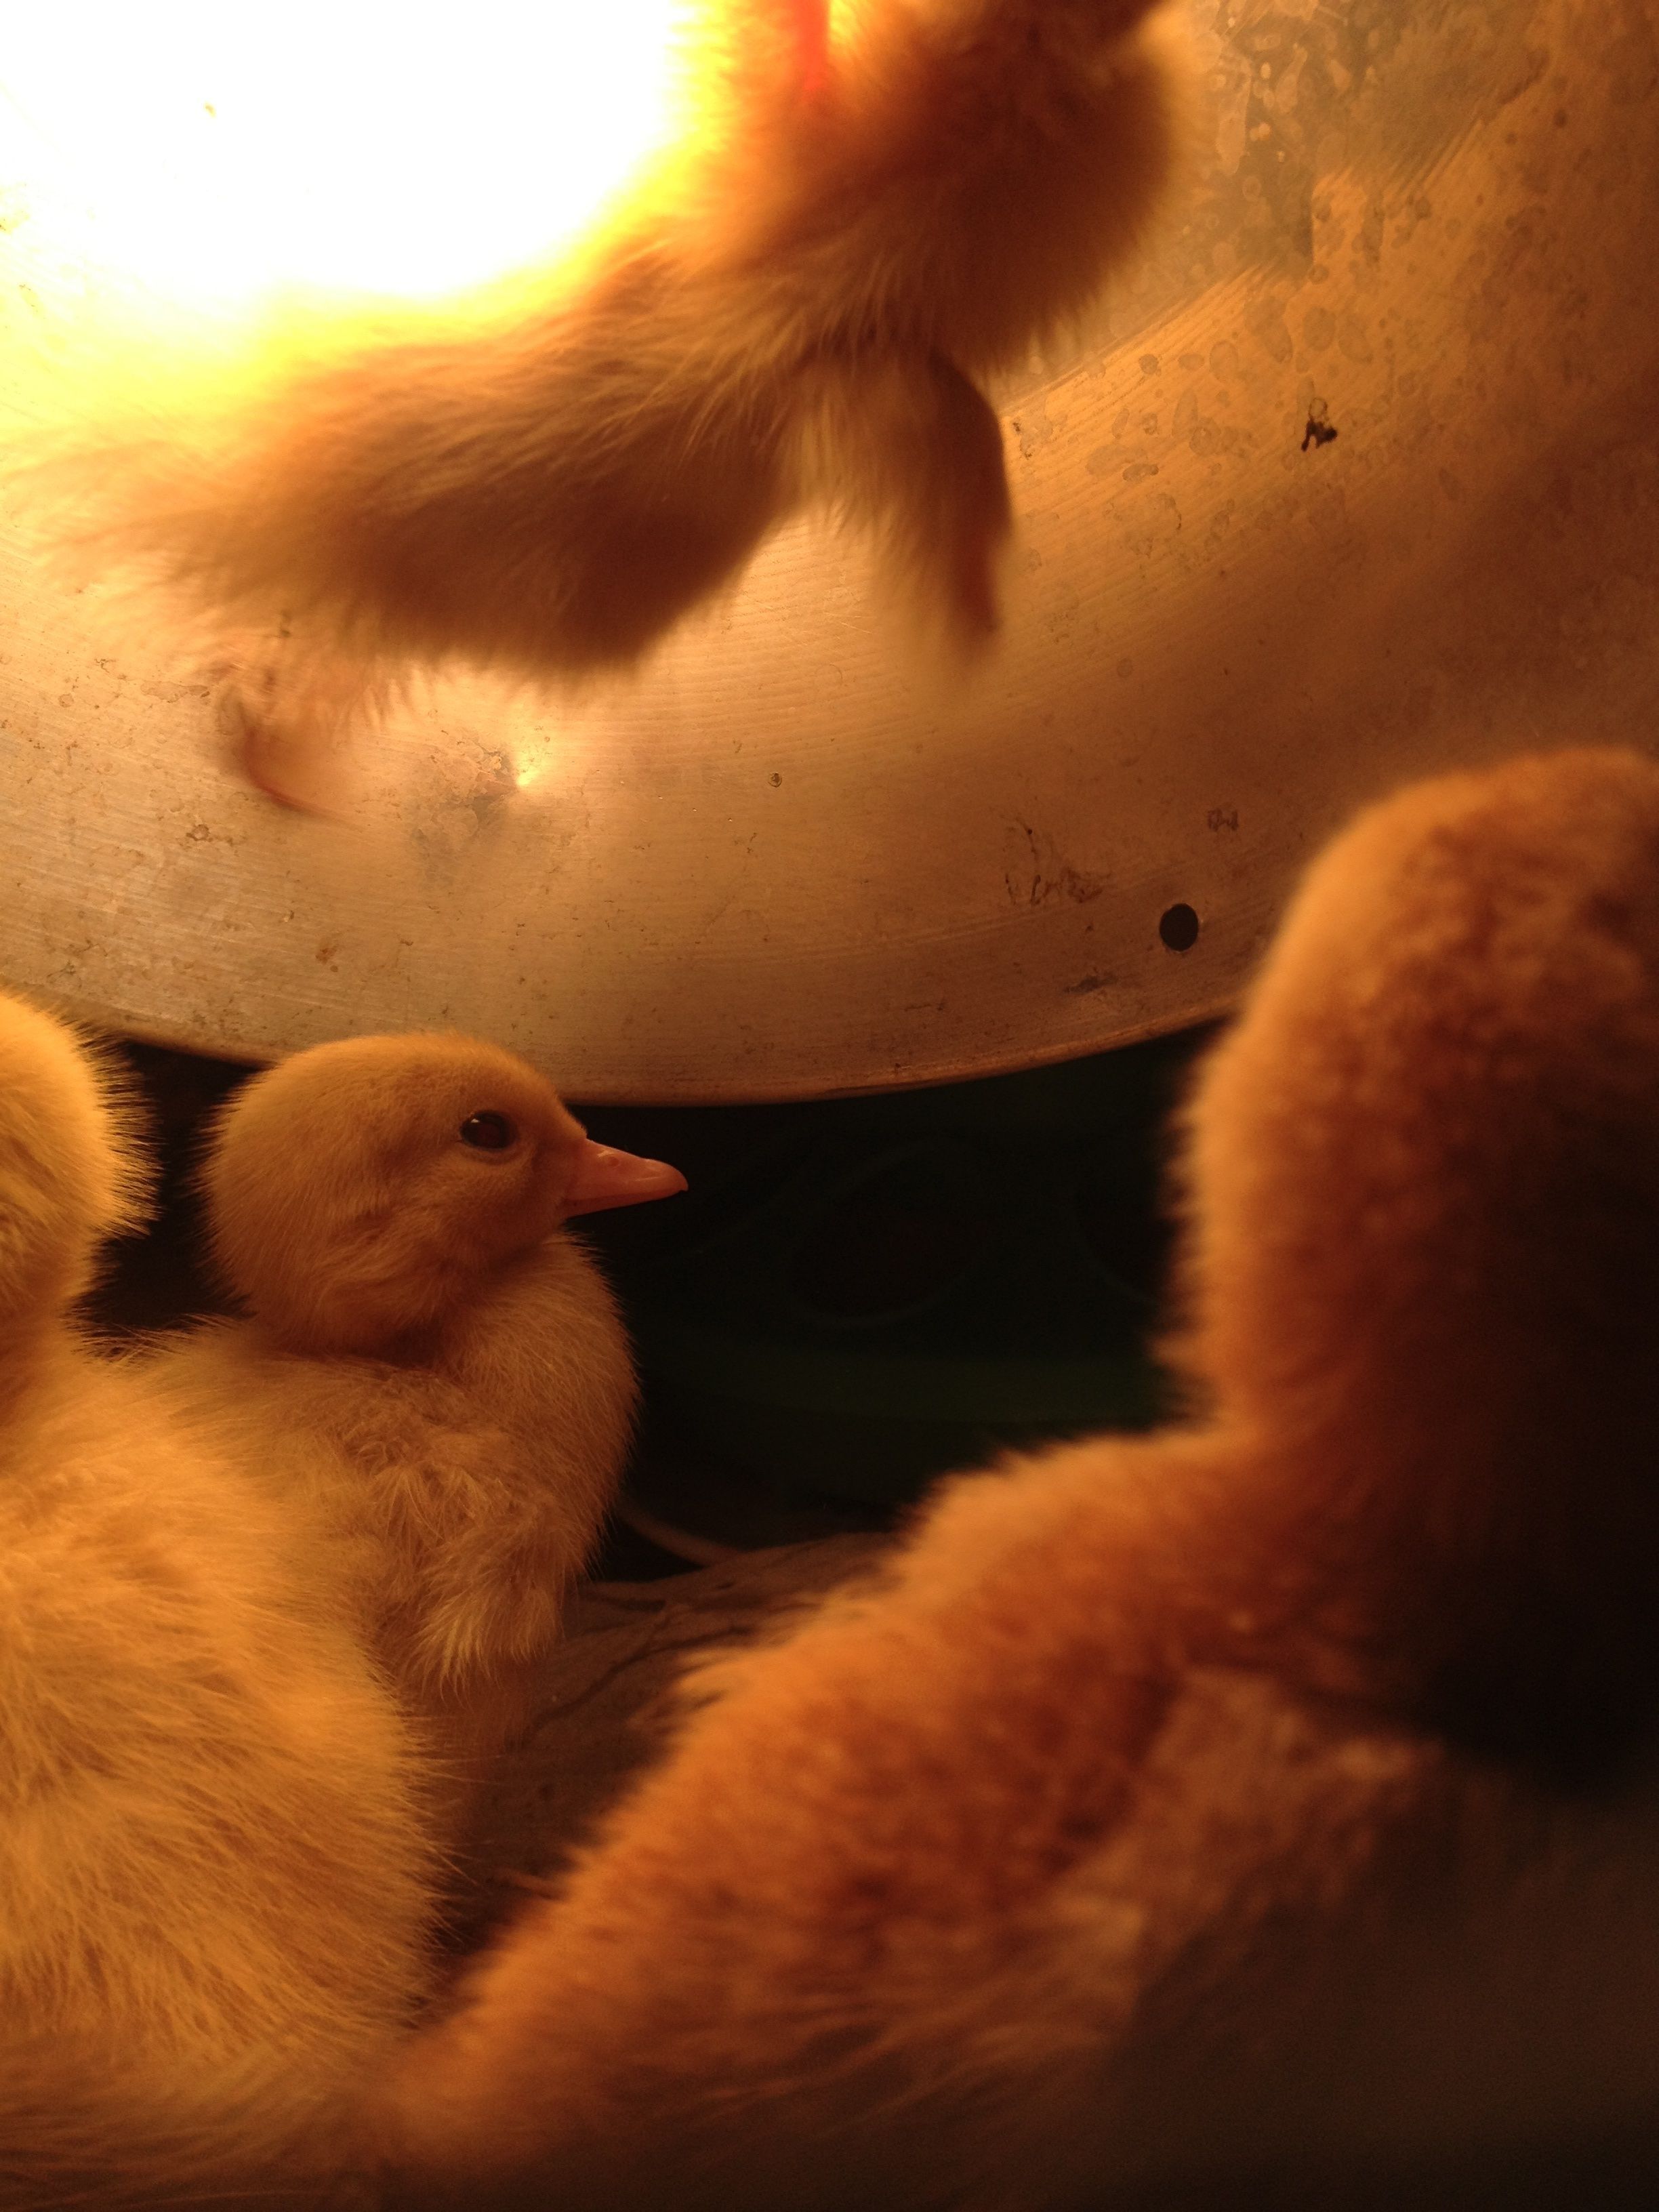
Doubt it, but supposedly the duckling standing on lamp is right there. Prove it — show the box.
[26,0,1187,803]
[380,746,1659,2209]
[143,1032,685,1805]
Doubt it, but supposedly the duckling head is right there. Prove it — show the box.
[202,1031,684,1356]
[0,992,148,1333]
[1171,745,1659,1765]
[1178,745,1659,1465]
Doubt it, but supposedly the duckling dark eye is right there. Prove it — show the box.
[459,1111,518,1151]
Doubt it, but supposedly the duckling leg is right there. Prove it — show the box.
[792,350,1013,644]
[209,628,385,815]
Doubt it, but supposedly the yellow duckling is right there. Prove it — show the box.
[145,1031,685,1799]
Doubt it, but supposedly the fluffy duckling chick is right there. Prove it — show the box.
[32,0,1186,803]
[146,1031,684,1798]
[0,991,437,2208]
[379,746,1659,2209]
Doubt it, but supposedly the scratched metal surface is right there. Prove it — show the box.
[2,0,1657,1101]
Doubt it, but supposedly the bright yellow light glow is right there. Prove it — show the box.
[1,1,682,313]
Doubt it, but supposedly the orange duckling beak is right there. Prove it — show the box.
[564,1139,687,1218]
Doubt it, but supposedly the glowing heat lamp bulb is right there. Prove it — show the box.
[0,1,682,312]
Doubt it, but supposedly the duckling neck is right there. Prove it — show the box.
[262,1233,607,1391]
[424,1233,633,1449]
[1214,1410,1659,1787]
